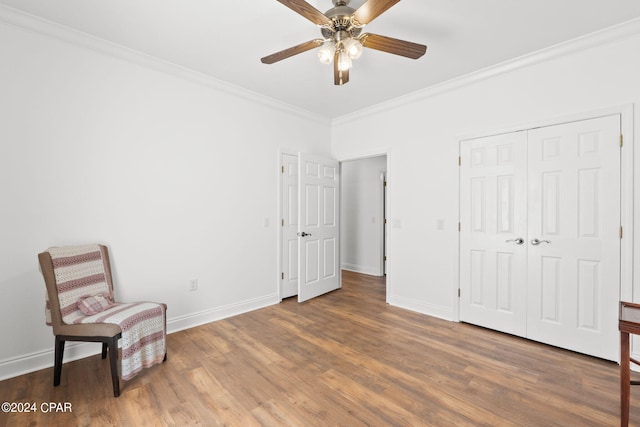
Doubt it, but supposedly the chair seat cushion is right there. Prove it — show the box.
[78,294,113,315]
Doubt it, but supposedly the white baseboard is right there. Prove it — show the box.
[0,293,279,381]
[387,294,454,321]
[166,293,279,333]
[341,263,382,276]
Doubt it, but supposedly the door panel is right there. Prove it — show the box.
[527,115,620,360]
[298,154,340,302]
[459,131,528,336]
[281,154,299,298]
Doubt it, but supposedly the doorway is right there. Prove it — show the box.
[340,156,387,277]
[279,152,388,300]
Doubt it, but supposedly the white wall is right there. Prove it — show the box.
[0,19,331,378]
[340,156,387,276]
[332,23,640,320]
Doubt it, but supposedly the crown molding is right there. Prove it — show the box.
[333,16,640,126]
[0,4,330,126]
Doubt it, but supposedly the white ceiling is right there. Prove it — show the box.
[3,0,640,118]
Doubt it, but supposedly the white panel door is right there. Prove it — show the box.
[298,153,340,302]
[281,153,299,298]
[459,131,528,336]
[526,115,620,360]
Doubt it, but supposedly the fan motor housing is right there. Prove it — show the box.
[321,3,362,39]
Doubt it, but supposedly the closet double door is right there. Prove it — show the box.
[459,115,621,361]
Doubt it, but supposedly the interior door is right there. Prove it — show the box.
[281,153,299,298]
[298,153,340,302]
[459,131,528,336]
[526,115,620,361]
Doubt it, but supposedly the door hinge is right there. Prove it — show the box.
[281,272,284,280]
[281,218,284,227]
[281,165,284,173]
[384,180,387,187]
[620,226,623,239]
[458,156,461,166]
[620,134,624,147]
[458,222,461,232]
[458,288,461,298]
[384,256,387,261]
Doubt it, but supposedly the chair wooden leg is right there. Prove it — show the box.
[621,331,631,427]
[54,336,65,387]
[101,342,108,359]
[107,337,120,397]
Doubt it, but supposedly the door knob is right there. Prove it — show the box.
[505,238,525,245]
[531,238,551,245]
[298,232,312,237]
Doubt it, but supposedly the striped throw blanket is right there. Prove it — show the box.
[46,244,166,381]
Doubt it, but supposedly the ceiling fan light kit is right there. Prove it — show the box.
[261,0,427,85]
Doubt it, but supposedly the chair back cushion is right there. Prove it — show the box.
[45,244,114,324]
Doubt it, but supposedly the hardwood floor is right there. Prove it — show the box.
[0,270,635,426]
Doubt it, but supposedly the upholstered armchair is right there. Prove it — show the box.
[39,244,167,397]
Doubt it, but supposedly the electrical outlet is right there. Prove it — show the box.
[189,278,198,291]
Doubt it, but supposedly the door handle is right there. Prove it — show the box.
[298,232,312,237]
[505,238,525,245]
[531,238,551,245]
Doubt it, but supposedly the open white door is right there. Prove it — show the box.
[298,153,340,302]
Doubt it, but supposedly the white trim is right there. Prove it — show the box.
[341,263,381,277]
[620,104,635,303]
[387,294,453,321]
[0,342,101,382]
[334,147,390,163]
[457,104,635,144]
[167,293,279,333]
[0,4,329,126]
[452,153,461,321]
[0,293,279,381]
[379,171,386,277]
[333,17,640,126]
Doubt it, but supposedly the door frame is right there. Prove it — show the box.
[454,104,634,322]
[380,171,387,276]
[335,148,391,302]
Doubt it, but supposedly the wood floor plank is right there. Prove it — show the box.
[0,270,633,426]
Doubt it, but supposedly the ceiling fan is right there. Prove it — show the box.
[261,0,427,85]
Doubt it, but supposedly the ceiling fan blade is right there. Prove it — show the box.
[261,39,324,64]
[334,51,349,85]
[360,33,426,59]
[276,0,331,26]
[352,0,401,26]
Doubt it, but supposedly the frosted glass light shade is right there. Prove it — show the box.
[337,50,352,71]
[317,42,336,64]
[343,38,363,59]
